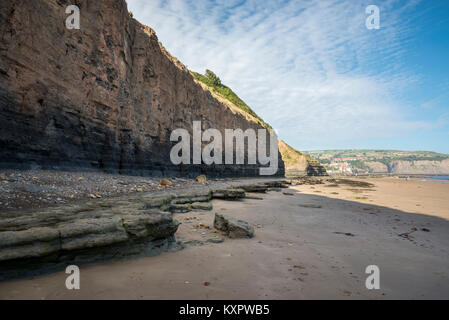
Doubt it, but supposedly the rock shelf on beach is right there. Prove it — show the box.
[0,178,289,279]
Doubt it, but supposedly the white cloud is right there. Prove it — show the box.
[126,0,428,150]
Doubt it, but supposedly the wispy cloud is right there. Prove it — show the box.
[127,0,443,151]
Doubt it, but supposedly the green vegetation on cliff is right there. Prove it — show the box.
[192,70,271,128]
[279,140,327,176]
[192,70,326,175]
[304,150,449,163]
[304,149,449,174]
[279,140,313,164]
[347,160,370,170]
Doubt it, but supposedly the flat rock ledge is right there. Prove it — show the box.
[0,178,288,280]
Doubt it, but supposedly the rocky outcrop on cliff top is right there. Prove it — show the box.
[0,0,284,177]
[278,140,327,176]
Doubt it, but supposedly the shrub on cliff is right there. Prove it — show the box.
[192,70,271,129]
[205,69,221,86]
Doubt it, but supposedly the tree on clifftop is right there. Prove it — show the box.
[205,69,221,86]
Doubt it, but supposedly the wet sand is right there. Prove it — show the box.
[0,177,448,299]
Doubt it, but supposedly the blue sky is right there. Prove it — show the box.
[127,0,449,154]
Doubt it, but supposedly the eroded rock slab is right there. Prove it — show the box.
[191,202,213,211]
[214,213,254,239]
[213,188,246,200]
[0,227,60,262]
[0,178,285,279]
[0,195,180,280]
[238,184,269,193]
[264,181,289,188]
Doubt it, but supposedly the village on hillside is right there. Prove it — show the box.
[304,150,449,175]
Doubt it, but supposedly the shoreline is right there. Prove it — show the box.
[0,176,448,299]
[2,167,448,214]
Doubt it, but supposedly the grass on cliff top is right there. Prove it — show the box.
[278,140,315,165]
[192,70,271,129]
[304,149,449,163]
[192,71,326,169]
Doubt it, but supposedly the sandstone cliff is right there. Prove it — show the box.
[0,0,284,177]
[278,140,327,176]
[364,159,449,174]
[388,159,449,175]
[307,150,449,175]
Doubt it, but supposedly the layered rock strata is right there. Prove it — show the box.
[0,0,284,177]
[278,140,327,176]
[0,178,289,279]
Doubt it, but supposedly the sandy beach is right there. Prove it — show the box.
[0,176,448,299]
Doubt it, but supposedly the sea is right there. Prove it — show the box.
[411,176,449,182]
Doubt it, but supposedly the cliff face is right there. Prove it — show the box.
[306,150,449,175]
[388,159,449,175]
[278,140,327,176]
[365,160,449,174]
[365,161,388,173]
[0,0,284,177]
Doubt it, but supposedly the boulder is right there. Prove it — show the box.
[160,179,173,187]
[214,213,254,238]
[196,175,207,183]
[122,211,179,240]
